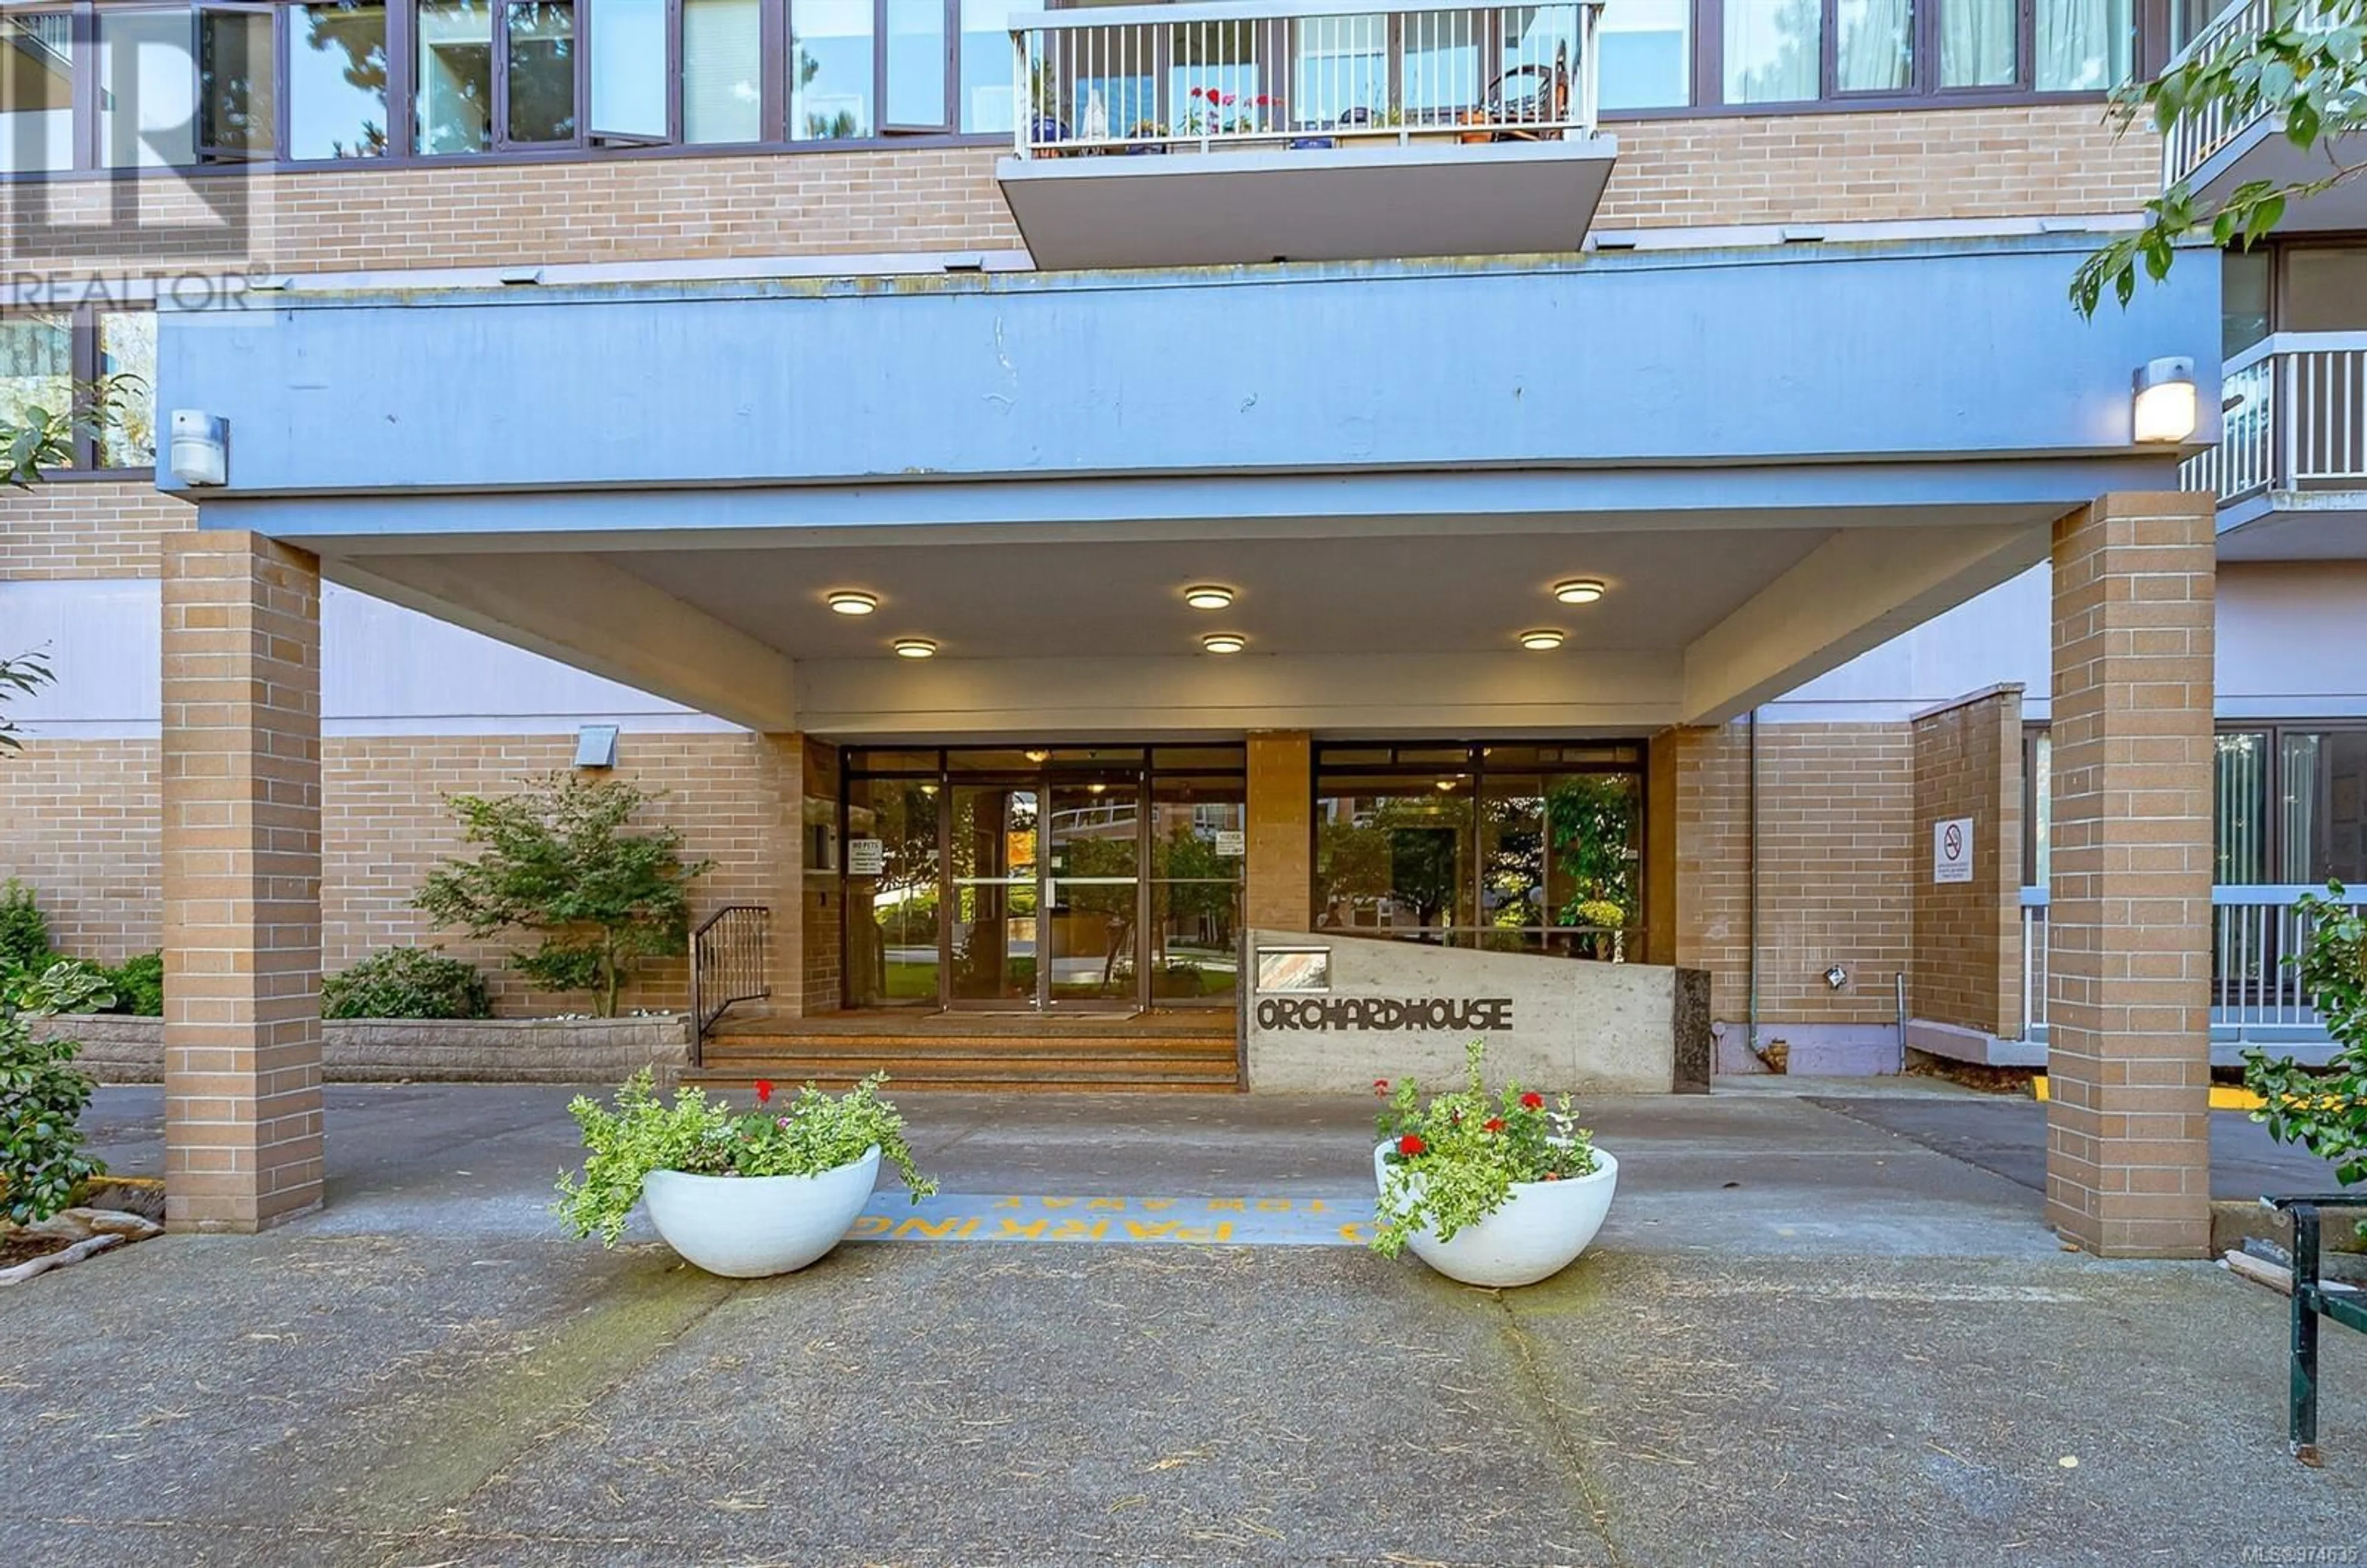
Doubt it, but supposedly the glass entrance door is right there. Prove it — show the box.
[1045,778,1140,1008]
[949,783,1038,1006]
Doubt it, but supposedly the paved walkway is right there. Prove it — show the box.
[5,1082,2359,1566]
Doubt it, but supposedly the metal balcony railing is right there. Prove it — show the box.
[2159,0,2284,189]
[2019,884,2367,1040]
[2181,332,2367,505]
[1008,0,1603,159]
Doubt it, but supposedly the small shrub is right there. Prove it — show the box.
[0,879,47,976]
[1,960,113,1223]
[100,951,163,1016]
[2246,882,2367,1238]
[322,948,493,1021]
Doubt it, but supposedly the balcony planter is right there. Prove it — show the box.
[558,1071,936,1278]
[642,1149,881,1278]
[1372,1140,1618,1288]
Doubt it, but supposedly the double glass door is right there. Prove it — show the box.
[846,751,1246,1013]
[949,775,1142,1010]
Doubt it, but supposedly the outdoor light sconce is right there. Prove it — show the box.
[168,410,228,486]
[574,724,620,769]
[2132,357,2198,444]
[1823,963,1849,991]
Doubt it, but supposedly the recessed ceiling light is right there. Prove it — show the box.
[1519,629,1566,651]
[1435,778,1458,792]
[1183,584,1235,611]
[1552,579,1606,605]
[827,589,880,615]
[1200,632,1247,655]
[892,637,938,659]
[1024,749,1049,763]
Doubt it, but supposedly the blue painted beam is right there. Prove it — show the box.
[159,237,2217,499]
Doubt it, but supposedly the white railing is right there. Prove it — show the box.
[2020,884,2367,1039]
[2160,0,2280,189]
[2181,332,2367,504]
[1008,0,1602,159]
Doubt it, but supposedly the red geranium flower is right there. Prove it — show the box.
[1372,1078,1391,1097]
[1484,1117,1506,1133]
[1520,1091,1544,1110]
[1397,1133,1426,1158]
[1221,92,1237,105]
[1189,85,1204,97]
[754,1079,775,1105]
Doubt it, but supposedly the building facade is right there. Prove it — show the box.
[0,0,2346,1252]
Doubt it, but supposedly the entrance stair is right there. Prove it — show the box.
[687,1009,1241,1094]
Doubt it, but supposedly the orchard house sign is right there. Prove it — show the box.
[1254,997,1515,1032]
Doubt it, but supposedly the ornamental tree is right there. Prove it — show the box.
[414,772,713,1018]
[2074,5,2367,316]
[2244,882,2367,1216]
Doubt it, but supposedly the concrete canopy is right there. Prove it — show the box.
[161,239,2212,737]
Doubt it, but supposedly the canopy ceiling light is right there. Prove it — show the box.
[1200,632,1247,655]
[891,637,938,659]
[1519,629,1566,651]
[2132,356,2198,444]
[1182,584,1236,611]
[826,589,880,615]
[1551,579,1606,605]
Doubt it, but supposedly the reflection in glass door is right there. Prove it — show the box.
[949,784,1038,1005]
[1045,779,1139,1007]
[845,778,941,1007]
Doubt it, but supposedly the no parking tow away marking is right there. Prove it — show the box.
[846,1193,1375,1247]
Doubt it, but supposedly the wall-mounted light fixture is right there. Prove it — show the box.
[169,410,228,486]
[574,724,620,769]
[2132,356,2198,444]
[1823,963,1849,991]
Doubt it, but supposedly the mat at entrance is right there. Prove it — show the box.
[846,1191,1373,1247]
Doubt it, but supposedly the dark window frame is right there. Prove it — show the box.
[1309,738,1649,947]
[0,300,158,476]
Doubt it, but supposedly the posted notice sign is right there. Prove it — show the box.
[846,838,886,876]
[1932,817,1973,884]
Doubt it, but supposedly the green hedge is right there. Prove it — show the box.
[322,949,493,1021]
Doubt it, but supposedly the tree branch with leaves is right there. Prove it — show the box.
[2073,2,2367,317]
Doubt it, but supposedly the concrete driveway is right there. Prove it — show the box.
[4,1081,2358,1566]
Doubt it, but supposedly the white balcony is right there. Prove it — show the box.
[996,0,1617,269]
[2181,332,2367,558]
[2162,0,2367,232]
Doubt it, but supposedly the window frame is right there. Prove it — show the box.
[0,301,158,476]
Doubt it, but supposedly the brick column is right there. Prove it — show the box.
[1245,730,1312,931]
[2046,493,2215,1257]
[161,531,324,1233]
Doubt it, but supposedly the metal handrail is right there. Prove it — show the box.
[2183,332,2367,505]
[689,904,770,1066]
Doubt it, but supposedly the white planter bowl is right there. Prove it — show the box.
[1372,1140,1618,1288]
[641,1146,881,1278]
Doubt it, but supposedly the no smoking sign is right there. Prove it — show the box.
[1932,817,1974,884]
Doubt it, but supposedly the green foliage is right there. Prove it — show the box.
[0,651,54,757]
[322,947,492,1021]
[555,1069,938,1246]
[1,960,115,1223]
[97,951,164,1017]
[0,879,49,974]
[0,376,134,491]
[1548,775,1639,926]
[414,772,713,1017]
[2245,884,2367,1225]
[2074,5,2367,316]
[1370,1039,1598,1259]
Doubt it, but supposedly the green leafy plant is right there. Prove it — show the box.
[2072,5,2367,316]
[0,879,49,975]
[322,947,493,1021]
[2245,882,2367,1232]
[556,1069,936,1246]
[415,772,713,1018]
[1370,1039,1598,1259]
[1,375,136,491]
[0,651,54,758]
[99,951,164,1017]
[1,960,115,1224]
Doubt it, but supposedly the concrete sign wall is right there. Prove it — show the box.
[1244,929,1709,1095]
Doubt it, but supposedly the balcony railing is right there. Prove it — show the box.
[2181,332,2367,505]
[2020,884,2367,1043]
[1008,0,1602,159]
[2160,0,2282,189]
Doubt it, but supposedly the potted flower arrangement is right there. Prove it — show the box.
[1370,1040,1617,1288]
[556,1069,936,1278]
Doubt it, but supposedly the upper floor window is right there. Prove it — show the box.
[1715,0,2129,109]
